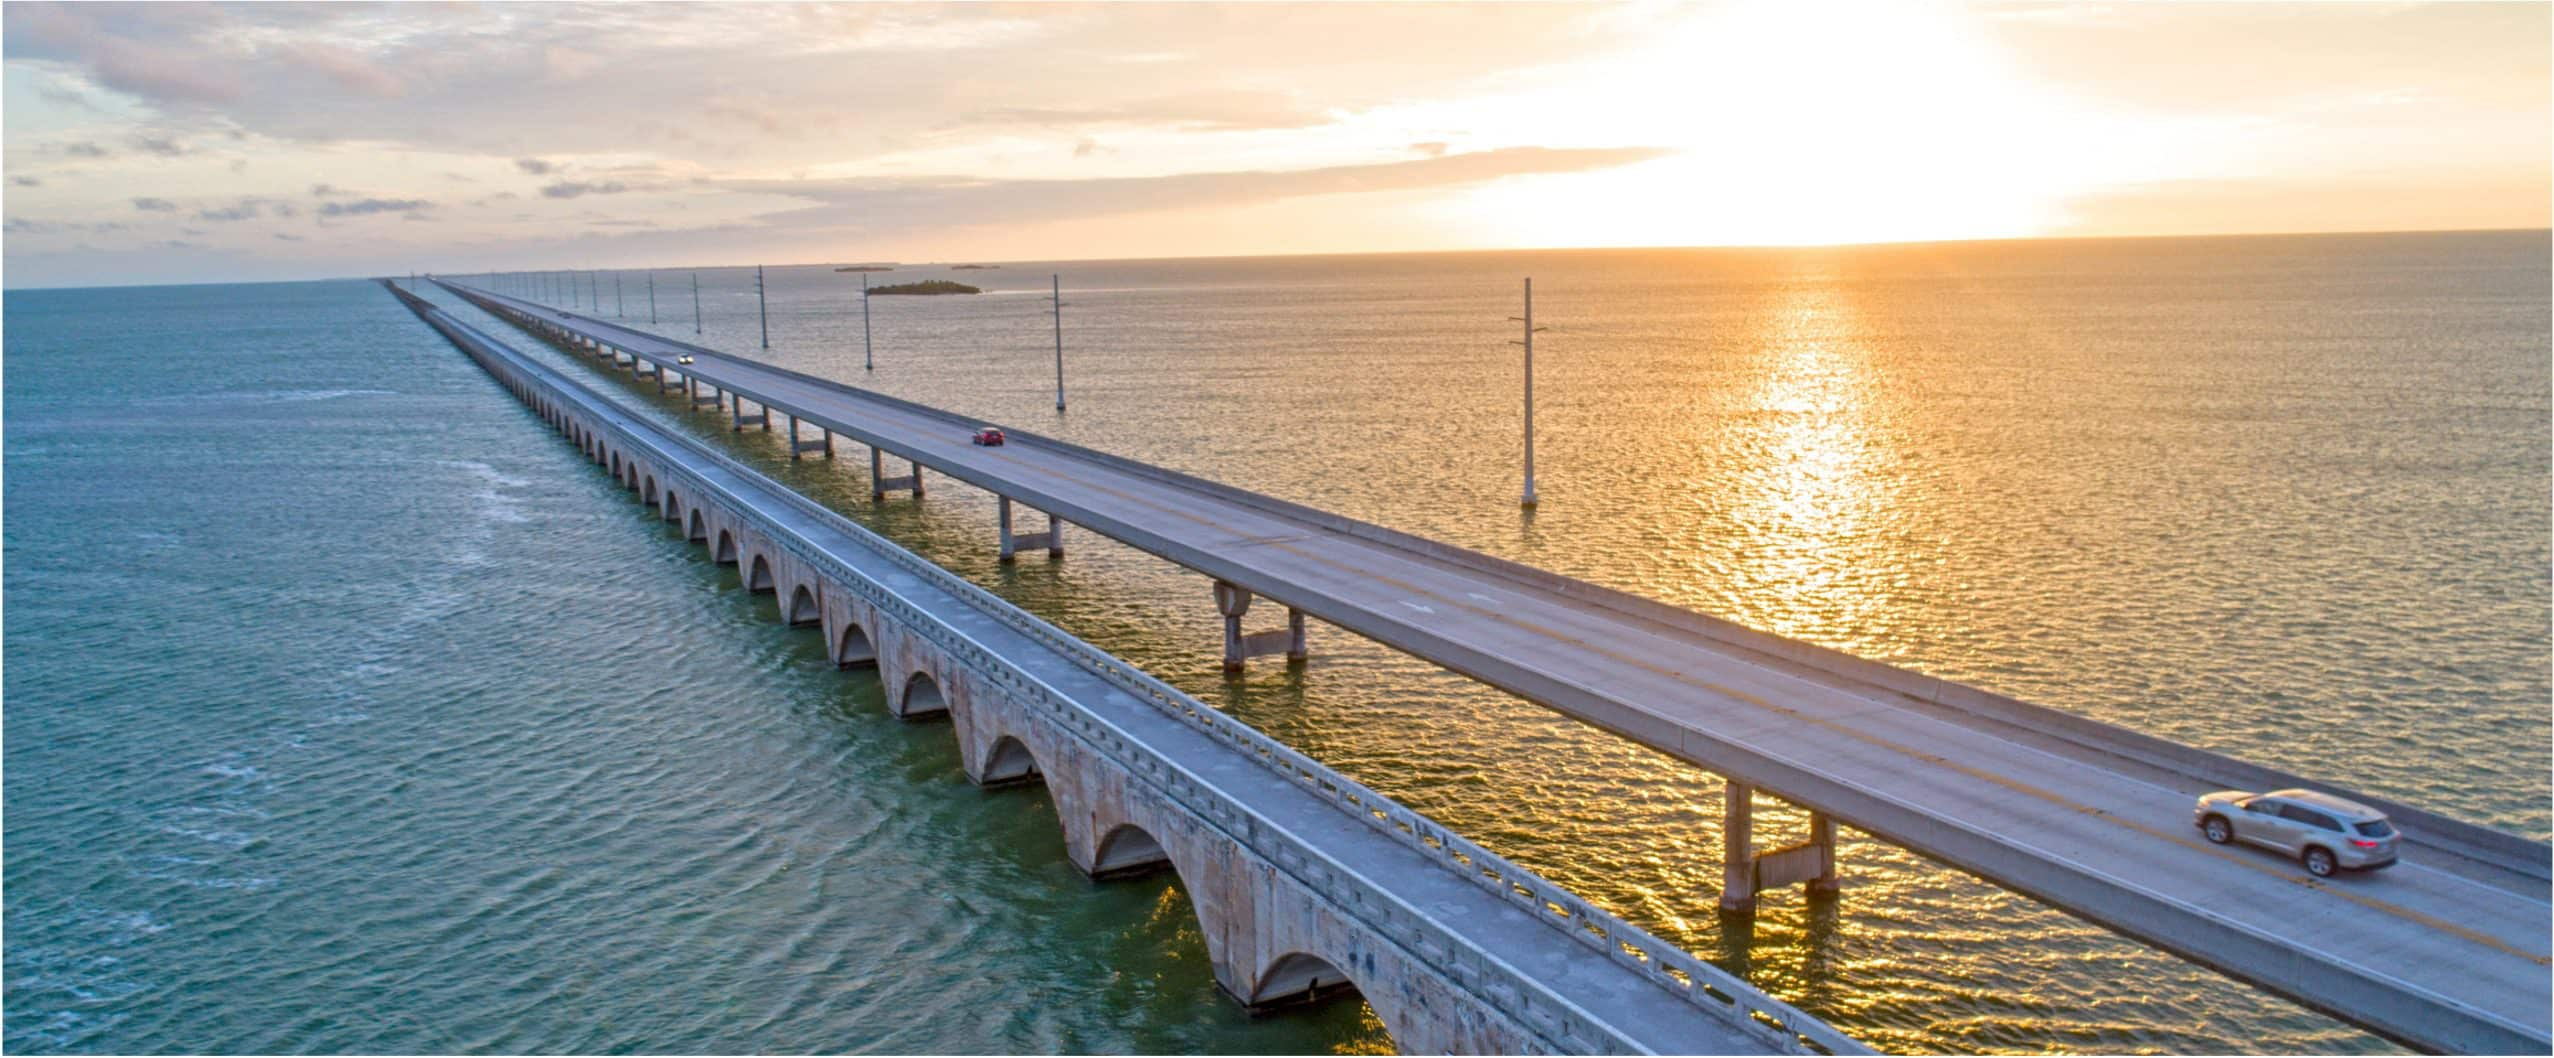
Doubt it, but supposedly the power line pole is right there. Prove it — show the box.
[861,273,873,370]
[1050,273,1066,412]
[1510,277,1547,508]
[756,264,769,349]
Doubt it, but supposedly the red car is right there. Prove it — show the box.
[971,427,1006,446]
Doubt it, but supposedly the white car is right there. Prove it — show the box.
[2194,788,2399,876]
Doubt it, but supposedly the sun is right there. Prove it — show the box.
[1431,1,2183,248]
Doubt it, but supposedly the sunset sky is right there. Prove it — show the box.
[2,1,2546,288]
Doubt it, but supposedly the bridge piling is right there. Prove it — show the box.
[1215,581,1308,670]
[786,415,832,460]
[869,447,924,500]
[1721,782,1838,913]
[998,497,1064,562]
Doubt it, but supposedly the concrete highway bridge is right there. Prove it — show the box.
[426,277,2547,1054]
[383,280,1859,1055]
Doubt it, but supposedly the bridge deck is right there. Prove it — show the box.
[442,281,2551,1054]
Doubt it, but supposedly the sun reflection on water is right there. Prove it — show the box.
[1719,277,1913,661]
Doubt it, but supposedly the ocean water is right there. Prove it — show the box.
[6,230,2546,1054]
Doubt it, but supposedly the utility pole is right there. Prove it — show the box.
[692,272,702,335]
[756,264,769,349]
[1051,274,1066,412]
[647,273,657,325]
[1510,278,1548,508]
[861,273,873,370]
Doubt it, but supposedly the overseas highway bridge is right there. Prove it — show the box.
[423,277,2548,1054]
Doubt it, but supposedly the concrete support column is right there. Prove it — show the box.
[786,416,831,460]
[1215,581,1305,671]
[1721,780,1756,913]
[999,497,1065,563]
[869,447,923,500]
[1807,812,1840,895]
[1721,783,1839,912]
[1216,580,1252,671]
[728,395,767,432]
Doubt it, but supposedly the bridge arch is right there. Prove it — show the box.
[835,623,876,668]
[980,733,1042,787]
[786,583,821,626]
[687,508,709,542]
[660,489,681,523]
[900,670,947,717]
[1248,952,1366,1012]
[1090,821,1173,880]
[643,475,658,505]
[608,451,621,479]
[746,553,775,593]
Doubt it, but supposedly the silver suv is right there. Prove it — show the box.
[2193,788,2399,877]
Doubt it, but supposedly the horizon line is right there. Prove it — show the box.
[7,224,2547,294]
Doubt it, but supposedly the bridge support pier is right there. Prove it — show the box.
[787,415,832,460]
[1214,580,1306,671]
[870,447,924,500]
[730,393,769,432]
[998,497,1064,562]
[1719,781,1838,913]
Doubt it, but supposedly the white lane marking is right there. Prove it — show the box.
[1400,601,1435,615]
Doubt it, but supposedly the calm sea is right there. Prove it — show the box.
[6,230,2546,1054]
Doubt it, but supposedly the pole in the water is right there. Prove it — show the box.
[692,272,702,335]
[614,272,623,317]
[1051,273,1066,412]
[861,273,873,370]
[757,264,769,349]
[647,273,656,325]
[1509,277,1547,508]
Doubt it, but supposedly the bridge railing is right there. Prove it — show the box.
[416,286,1867,1056]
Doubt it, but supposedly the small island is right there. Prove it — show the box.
[951,264,1000,270]
[834,265,895,273]
[865,280,981,296]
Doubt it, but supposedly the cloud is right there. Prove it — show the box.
[63,141,108,158]
[958,90,1334,133]
[2,3,245,103]
[273,232,303,241]
[514,157,555,175]
[1410,141,1450,158]
[195,198,298,223]
[541,180,629,199]
[132,135,189,156]
[131,196,178,212]
[310,183,342,197]
[11,176,41,187]
[316,197,432,217]
[1072,138,1109,159]
[5,217,57,234]
[281,41,404,97]
[729,145,1675,232]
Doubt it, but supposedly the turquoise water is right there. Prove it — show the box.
[7,232,2548,1053]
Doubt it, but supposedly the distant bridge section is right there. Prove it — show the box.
[436,277,2551,1054]
[383,279,1859,1056]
